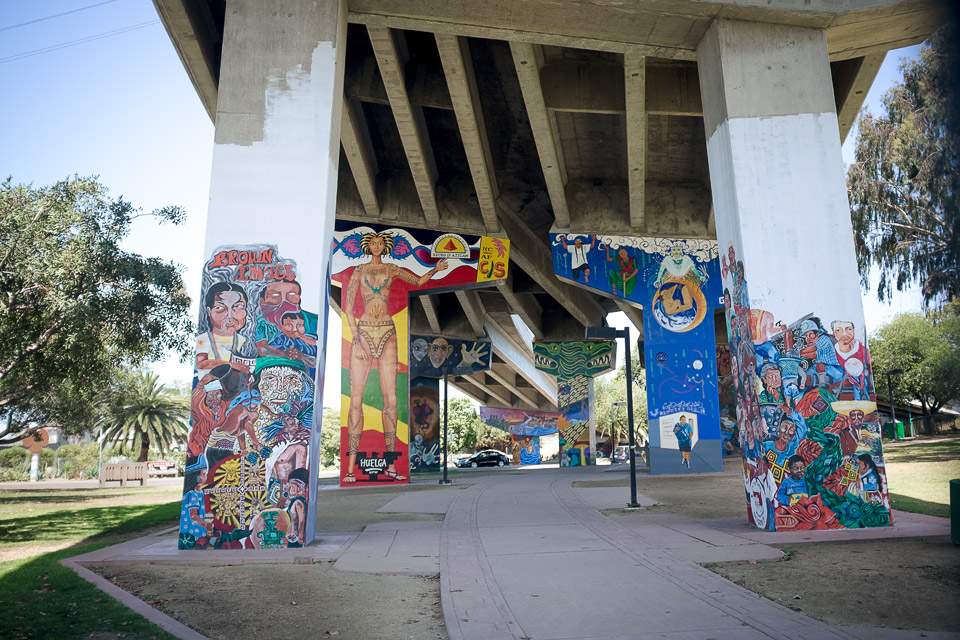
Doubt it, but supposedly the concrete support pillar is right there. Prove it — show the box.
[179,0,346,549]
[698,20,892,530]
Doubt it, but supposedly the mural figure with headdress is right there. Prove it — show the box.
[342,230,449,484]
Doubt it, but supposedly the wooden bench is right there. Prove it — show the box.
[146,460,178,477]
[99,462,149,487]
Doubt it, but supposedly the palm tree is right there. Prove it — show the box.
[100,372,189,462]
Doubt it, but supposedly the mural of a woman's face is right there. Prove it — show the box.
[208,291,247,335]
[367,236,387,257]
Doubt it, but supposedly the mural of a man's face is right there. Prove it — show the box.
[428,338,453,368]
[573,238,583,248]
[804,330,819,345]
[788,459,805,480]
[832,321,856,347]
[763,367,782,389]
[208,291,247,334]
[779,419,797,443]
[262,281,301,308]
[850,410,865,426]
[258,366,306,416]
[412,338,429,362]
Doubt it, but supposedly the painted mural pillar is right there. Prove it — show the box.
[532,341,615,466]
[178,0,346,550]
[697,20,892,530]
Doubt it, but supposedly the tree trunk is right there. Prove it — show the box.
[138,432,150,462]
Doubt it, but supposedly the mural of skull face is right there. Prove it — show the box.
[258,366,307,418]
[412,338,429,362]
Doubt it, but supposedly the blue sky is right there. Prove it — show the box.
[0,1,926,402]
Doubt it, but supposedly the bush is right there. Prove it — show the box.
[0,466,29,482]
[0,447,29,469]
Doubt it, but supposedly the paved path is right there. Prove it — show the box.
[69,465,956,640]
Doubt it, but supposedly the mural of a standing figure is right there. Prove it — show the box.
[342,231,449,484]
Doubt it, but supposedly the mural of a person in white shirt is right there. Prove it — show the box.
[560,235,596,283]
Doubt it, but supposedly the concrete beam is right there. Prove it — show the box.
[499,272,544,341]
[450,378,489,406]
[152,0,221,121]
[565,181,714,238]
[341,99,380,216]
[510,42,571,228]
[615,300,644,336]
[366,26,440,225]
[625,54,647,228]
[833,53,885,143]
[485,315,558,405]
[540,62,702,116]
[488,361,540,410]
[455,289,486,337]
[462,371,514,407]
[419,294,442,333]
[435,34,501,233]
[499,203,605,328]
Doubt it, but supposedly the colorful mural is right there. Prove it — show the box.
[721,243,891,530]
[716,343,738,455]
[332,223,509,486]
[551,234,724,474]
[532,341,614,466]
[479,407,560,465]
[410,335,492,378]
[179,245,318,550]
[410,377,441,472]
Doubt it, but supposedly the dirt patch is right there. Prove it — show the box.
[576,469,748,519]
[97,562,447,640]
[707,537,960,632]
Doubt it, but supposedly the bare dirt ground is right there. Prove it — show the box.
[94,482,453,639]
[97,562,446,640]
[575,468,960,632]
[711,538,960,632]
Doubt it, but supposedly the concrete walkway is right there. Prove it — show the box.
[68,466,956,640]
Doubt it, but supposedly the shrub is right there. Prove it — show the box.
[0,447,29,468]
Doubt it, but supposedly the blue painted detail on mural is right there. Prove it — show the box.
[549,234,724,475]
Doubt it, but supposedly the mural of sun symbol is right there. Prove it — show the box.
[693,359,703,370]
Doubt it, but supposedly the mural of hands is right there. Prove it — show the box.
[460,342,489,367]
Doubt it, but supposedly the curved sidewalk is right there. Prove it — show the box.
[437,469,950,640]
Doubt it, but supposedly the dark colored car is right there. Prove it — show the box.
[457,450,510,468]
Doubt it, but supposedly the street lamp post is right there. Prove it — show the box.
[887,368,905,440]
[586,326,640,509]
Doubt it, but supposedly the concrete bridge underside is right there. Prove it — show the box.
[154,0,951,410]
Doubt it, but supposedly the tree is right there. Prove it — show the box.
[0,177,192,445]
[593,347,647,453]
[319,407,341,469]
[868,310,960,416]
[847,24,960,308]
[99,372,189,462]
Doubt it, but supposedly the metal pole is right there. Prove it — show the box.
[623,327,640,508]
[440,370,452,485]
[888,371,898,440]
[98,427,104,484]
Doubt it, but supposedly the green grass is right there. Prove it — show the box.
[884,439,960,518]
[0,541,176,639]
[0,496,181,639]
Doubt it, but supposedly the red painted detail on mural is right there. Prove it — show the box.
[796,439,823,465]
[210,249,276,268]
[773,495,844,530]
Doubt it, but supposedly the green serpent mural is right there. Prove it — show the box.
[532,341,616,381]
[533,341,615,467]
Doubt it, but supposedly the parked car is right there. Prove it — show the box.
[456,450,510,468]
[612,445,640,464]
